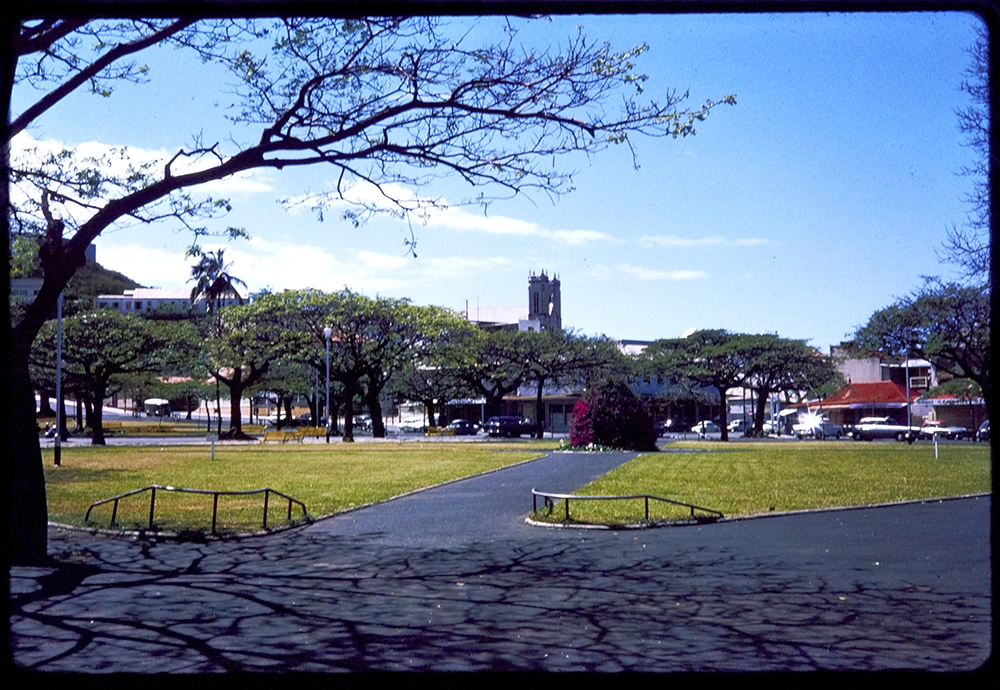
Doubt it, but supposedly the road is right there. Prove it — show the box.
[10,450,991,673]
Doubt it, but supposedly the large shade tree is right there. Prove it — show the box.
[447,329,536,420]
[521,330,624,439]
[200,296,307,438]
[739,334,843,435]
[941,23,990,285]
[29,311,178,444]
[852,279,990,413]
[643,329,750,442]
[4,15,734,564]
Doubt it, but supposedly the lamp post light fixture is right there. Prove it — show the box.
[323,325,333,443]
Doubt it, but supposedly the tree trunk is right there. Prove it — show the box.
[283,397,293,428]
[718,386,729,442]
[58,395,69,440]
[534,375,546,439]
[9,341,50,565]
[425,401,437,428]
[37,388,54,416]
[227,380,244,434]
[329,399,341,435]
[342,386,355,442]
[754,390,770,435]
[90,386,107,445]
[275,394,286,430]
[365,389,385,437]
[215,379,222,435]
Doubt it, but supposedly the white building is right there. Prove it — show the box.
[96,288,246,316]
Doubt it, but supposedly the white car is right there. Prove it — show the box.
[793,414,843,440]
[919,420,967,441]
[691,421,720,434]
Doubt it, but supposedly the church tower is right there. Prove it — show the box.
[528,271,562,331]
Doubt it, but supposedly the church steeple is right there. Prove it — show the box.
[527,270,561,331]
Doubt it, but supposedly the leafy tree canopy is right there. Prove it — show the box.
[852,279,990,411]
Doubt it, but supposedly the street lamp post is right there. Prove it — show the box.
[324,326,332,443]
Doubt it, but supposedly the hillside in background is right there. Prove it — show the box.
[63,262,145,316]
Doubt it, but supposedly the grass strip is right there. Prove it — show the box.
[43,442,545,535]
[534,441,991,526]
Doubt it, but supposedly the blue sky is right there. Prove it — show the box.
[12,11,983,352]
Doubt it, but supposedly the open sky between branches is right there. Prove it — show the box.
[11,11,982,352]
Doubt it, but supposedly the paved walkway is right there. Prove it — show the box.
[9,451,992,673]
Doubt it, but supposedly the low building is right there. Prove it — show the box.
[96,287,247,316]
[796,381,927,427]
[921,392,987,432]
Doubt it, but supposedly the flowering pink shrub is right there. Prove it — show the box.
[568,380,658,452]
[569,398,595,447]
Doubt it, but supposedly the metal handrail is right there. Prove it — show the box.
[532,488,723,523]
[85,484,309,534]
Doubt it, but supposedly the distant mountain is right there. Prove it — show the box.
[63,263,144,316]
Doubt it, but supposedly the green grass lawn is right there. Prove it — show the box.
[534,441,991,526]
[43,442,546,535]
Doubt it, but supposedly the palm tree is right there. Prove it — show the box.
[188,248,248,315]
[188,249,247,435]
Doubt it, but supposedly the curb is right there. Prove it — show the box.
[525,492,992,530]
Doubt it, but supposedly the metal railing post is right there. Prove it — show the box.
[212,493,219,534]
[86,485,309,533]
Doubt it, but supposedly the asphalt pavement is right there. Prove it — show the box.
[9,450,992,673]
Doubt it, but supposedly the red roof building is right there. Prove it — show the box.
[794,381,925,427]
[817,381,920,410]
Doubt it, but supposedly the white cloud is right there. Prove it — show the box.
[616,264,708,281]
[640,235,773,248]
[11,133,274,203]
[94,244,194,290]
[288,180,614,246]
[94,232,520,300]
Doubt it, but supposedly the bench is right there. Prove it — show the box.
[424,426,455,437]
[261,430,300,443]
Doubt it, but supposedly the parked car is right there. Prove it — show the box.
[727,419,748,434]
[353,414,373,431]
[653,419,673,436]
[691,420,720,434]
[850,416,919,442]
[483,415,534,438]
[446,419,479,436]
[975,420,989,442]
[919,420,968,441]
[792,414,843,440]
